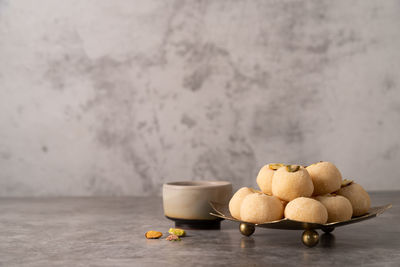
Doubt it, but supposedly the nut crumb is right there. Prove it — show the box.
[166,234,181,241]
[168,228,186,237]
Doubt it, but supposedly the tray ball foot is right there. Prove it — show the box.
[239,223,255,236]
[302,230,319,247]
[322,226,335,233]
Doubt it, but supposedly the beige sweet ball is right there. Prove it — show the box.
[240,193,284,224]
[336,183,371,216]
[306,161,342,195]
[256,163,284,195]
[229,187,257,220]
[284,197,328,224]
[271,165,314,202]
[315,195,353,222]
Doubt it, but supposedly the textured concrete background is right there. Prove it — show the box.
[0,0,399,196]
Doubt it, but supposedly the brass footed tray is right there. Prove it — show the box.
[209,201,392,247]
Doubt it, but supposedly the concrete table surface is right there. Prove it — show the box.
[0,192,399,266]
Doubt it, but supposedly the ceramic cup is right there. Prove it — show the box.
[163,181,232,229]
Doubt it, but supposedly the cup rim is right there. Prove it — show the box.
[163,180,231,189]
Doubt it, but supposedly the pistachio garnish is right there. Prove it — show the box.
[286,164,300,172]
[341,179,354,187]
[268,163,284,170]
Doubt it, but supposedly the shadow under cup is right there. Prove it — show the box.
[163,181,232,230]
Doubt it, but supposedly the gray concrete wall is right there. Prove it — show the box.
[0,0,399,196]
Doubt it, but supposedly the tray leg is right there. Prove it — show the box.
[239,223,255,237]
[322,226,335,233]
[302,230,319,247]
